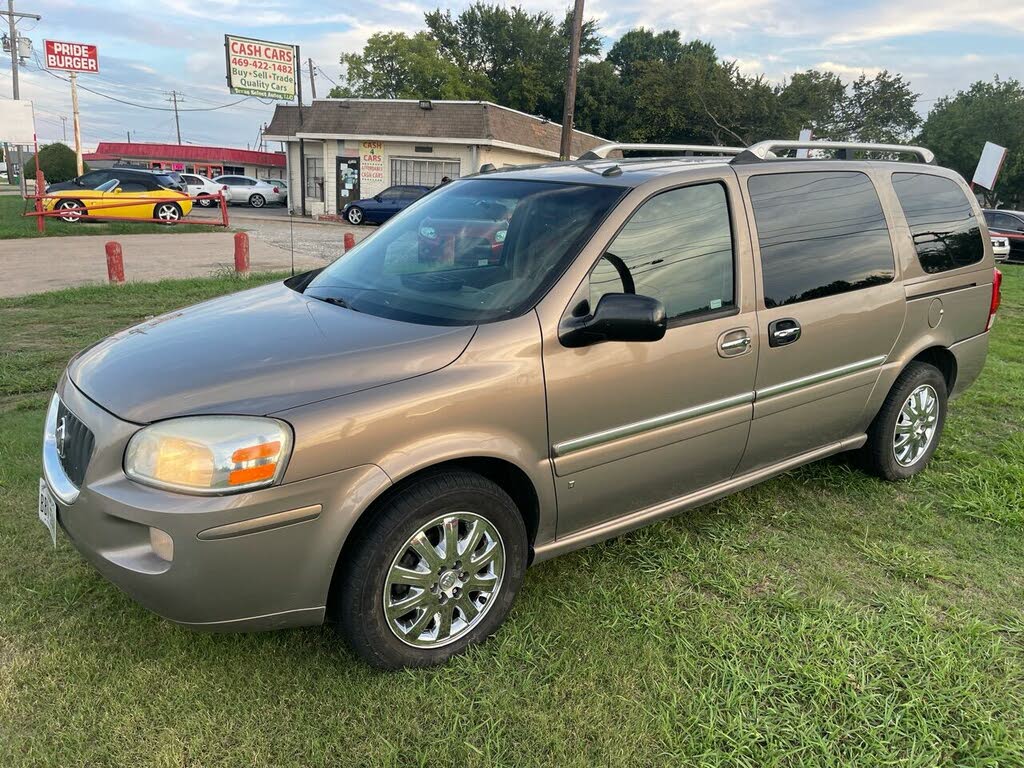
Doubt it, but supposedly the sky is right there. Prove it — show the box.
[2,0,1022,150]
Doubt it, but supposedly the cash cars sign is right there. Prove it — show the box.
[224,35,297,100]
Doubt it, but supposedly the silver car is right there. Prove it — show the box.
[213,175,285,208]
[180,174,231,208]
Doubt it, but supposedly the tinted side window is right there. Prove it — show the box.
[590,182,734,322]
[748,171,895,308]
[892,173,984,273]
[119,181,148,192]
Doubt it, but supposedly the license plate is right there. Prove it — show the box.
[38,478,58,548]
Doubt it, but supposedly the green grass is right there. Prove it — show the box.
[1,271,1023,766]
[0,193,214,239]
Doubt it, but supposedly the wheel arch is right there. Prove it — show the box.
[908,345,957,393]
[861,343,957,432]
[326,456,542,618]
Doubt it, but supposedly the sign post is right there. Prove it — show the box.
[43,39,98,177]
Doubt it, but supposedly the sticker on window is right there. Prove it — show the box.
[710,299,723,309]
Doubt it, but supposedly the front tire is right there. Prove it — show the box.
[154,202,182,224]
[346,206,364,225]
[334,470,528,669]
[56,199,84,223]
[862,362,947,480]
[248,194,266,208]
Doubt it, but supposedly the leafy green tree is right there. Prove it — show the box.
[329,32,489,100]
[777,70,846,139]
[840,71,921,143]
[919,77,1024,206]
[423,3,600,117]
[606,28,684,82]
[23,143,85,184]
[574,60,629,139]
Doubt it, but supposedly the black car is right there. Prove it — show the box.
[983,209,1024,263]
[47,168,186,194]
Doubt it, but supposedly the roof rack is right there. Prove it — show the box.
[579,143,746,160]
[735,140,936,165]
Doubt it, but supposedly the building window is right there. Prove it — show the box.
[305,156,324,200]
[221,165,245,176]
[390,158,460,187]
[748,171,895,308]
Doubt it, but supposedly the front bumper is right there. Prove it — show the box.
[44,375,391,631]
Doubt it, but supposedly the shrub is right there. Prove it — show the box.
[23,143,88,184]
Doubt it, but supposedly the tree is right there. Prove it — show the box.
[329,32,489,100]
[23,143,85,184]
[840,70,921,143]
[606,28,684,82]
[777,70,846,140]
[423,3,600,117]
[919,77,1024,206]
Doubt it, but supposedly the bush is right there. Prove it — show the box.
[23,143,88,184]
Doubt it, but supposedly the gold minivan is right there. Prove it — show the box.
[40,140,1002,668]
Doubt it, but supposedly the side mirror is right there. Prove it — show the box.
[374,194,383,202]
[113,187,123,194]
[559,293,667,348]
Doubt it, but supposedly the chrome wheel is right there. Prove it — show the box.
[249,194,265,208]
[155,203,181,222]
[383,512,505,649]
[56,200,83,222]
[893,384,938,466]
[347,207,363,225]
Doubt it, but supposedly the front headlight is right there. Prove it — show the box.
[124,416,293,495]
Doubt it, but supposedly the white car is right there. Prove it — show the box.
[212,175,286,208]
[180,173,231,208]
[992,235,1011,263]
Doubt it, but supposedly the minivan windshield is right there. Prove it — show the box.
[305,179,624,325]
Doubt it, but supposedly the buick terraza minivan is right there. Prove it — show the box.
[40,140,1002,668]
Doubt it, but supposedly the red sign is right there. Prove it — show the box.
[43,40,99,73]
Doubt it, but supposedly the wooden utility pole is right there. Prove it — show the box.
[308,58,317,100]
[168,90,182,144]
[559,0,585,161]
[70,72,82,175]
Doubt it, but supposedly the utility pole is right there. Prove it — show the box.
[3,0,41,188]
[70,71,82,174]
[168,90,182,144]
[60,115,67,142]
[308,58,317,100]
[559,0,585,161]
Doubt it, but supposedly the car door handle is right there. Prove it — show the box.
[718,328,753,358]
[720,336,751,350]
[768,318,801,347]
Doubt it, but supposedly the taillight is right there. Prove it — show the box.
[986,268,1002,331]
[273,186,280,193]
[222,185,228,190]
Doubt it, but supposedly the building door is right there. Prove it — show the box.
[337,157,360,214]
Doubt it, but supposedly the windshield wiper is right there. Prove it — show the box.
[312,295,356,311]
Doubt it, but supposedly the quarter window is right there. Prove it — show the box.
[892,173,984,273]
[748,171,895,308]
[589,182,734,322]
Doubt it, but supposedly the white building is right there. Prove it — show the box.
[263,99,607,217]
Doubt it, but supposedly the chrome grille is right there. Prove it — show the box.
[56,400,94,489]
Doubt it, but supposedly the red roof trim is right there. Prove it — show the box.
[93,141,285,167]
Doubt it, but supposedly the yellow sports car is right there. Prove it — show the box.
[45,178,193,223]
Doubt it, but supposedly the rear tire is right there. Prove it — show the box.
[197,196,215,208]
[333,470,528,669]
[862,362,947,481]
[248,194,266,208]
[56,199,84,223]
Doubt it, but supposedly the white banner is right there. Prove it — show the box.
[0,100,36,144]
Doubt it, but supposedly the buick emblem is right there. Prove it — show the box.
[55,416,67,460]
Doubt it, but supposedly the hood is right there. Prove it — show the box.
[68,281,475,423]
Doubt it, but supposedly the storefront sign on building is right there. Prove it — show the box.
[43,40,99,73]
[224,35,297,100]
[360,141,385,188]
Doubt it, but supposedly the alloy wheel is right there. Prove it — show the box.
[893,384,938,466]
[382,512,505,649]
[156,203,181,222]
[347,207,362,225]
[57,200,82,222]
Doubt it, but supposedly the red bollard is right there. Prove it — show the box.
[343,232,356,253]
[233,232,250,276]
[105,241,125,284]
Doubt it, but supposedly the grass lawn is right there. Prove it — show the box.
[0,194,215,239]
[1,271,1022,767]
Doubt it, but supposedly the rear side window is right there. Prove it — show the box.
[748,171,895,308]
[892,173,984,273]
[590,182,734,322]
